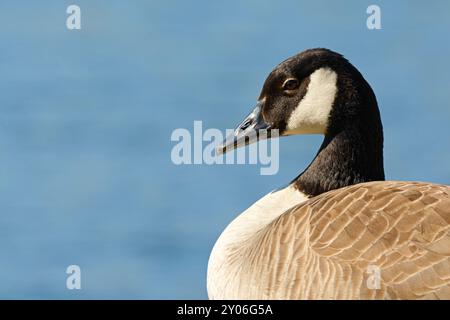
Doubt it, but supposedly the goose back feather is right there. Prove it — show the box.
[210,181,450,299]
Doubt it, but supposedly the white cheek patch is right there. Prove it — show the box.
[286,67,337,134]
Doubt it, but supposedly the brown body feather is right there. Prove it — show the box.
[231,181,450,299]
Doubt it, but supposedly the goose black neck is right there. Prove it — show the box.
[294,83,385,197]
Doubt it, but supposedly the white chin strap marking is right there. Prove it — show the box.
[286,67,338,135]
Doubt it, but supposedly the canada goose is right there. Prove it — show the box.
[207,48,450,300]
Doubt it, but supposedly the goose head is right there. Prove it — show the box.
[218,48,385,196]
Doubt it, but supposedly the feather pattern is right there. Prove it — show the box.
[209,181,450,299]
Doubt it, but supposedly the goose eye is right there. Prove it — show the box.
[282,78,299,91]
